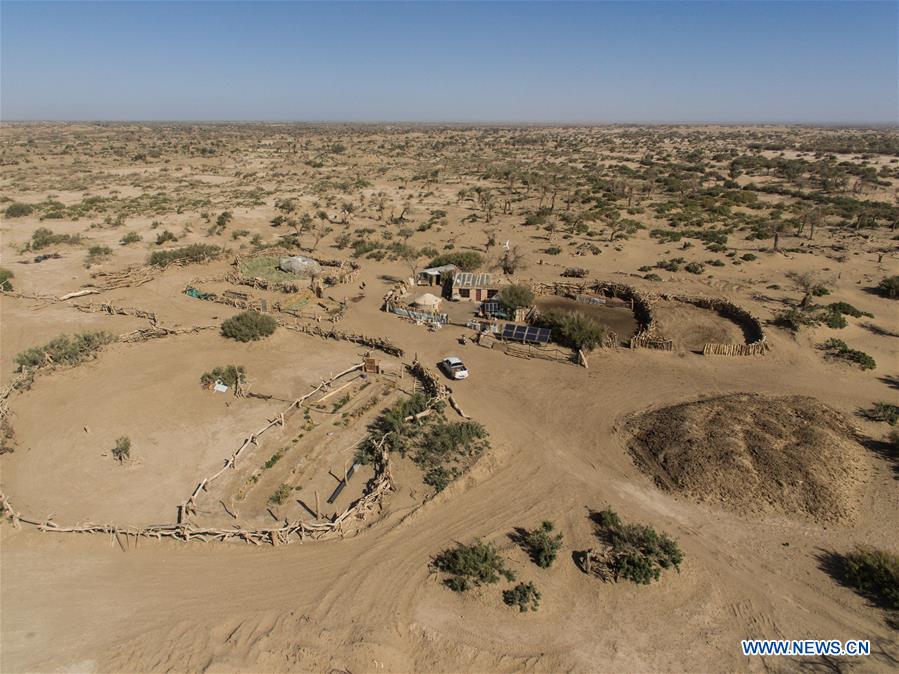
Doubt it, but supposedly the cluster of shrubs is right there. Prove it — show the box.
[15,331,116,370]
[433,522,561,613]
[589,508,684,585]
[26,227,82,251]
[819,338,876,370]
[220,311,277,342]
[200,365,246,388]
[148,243,222,268]
[357,392,488,493]
[878,275,899,299]
[861,402,898,426]
[775,301,873,333]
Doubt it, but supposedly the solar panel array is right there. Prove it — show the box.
[501,323,551,344]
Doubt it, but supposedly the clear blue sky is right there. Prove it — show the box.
[1,1,896,123]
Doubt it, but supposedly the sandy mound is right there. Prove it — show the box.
[625,394,869,523]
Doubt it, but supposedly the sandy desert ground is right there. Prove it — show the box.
[0,123,897,673]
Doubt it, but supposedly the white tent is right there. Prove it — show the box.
[413,292,442,308]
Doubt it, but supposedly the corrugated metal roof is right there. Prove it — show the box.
[453,272,494,288]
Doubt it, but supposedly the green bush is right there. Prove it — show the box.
[5,202,34,217]
[773,308,817,333]
[591,507,683,585]
[841,547,899,610]
[876,275,899,299]
[15,331,115,370]
[268,484,292,506]
[148,243,222,267]
[433,540,515,592]
[498,284,535,311]
[112,436,131,463]
[820,338,876,370]
[861,402,899,425]
[503,582,541,612]
[85,245,112,267]
[0,267,13,292]
[427,251,483,272]
[522,521,563,568]
[538,310,608,350]
[684,261,705,274]
[155,230,178,245]
[544,246,562,256]
[29,227,81,250]
[220,310,277,342]
[200,365,246,388]
[119,231,142,245]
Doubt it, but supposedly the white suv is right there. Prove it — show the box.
[440,356,469,380]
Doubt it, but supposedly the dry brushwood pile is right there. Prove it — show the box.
[625,394,870,523]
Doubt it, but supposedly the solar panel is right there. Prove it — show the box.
[500,323,551,344]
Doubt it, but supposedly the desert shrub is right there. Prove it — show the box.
[503,582,541,612]
[592,507,683,585]
[0,267,13,291]
[538,310,607,350]
[741,253,757,261]
[861,402,899,425]
[840,547,899,610]
[498,283,535,311]
[825,302,872,319]
[119,231,141,245]
[433,540,515,592]
[112,436,131,463]
[200,365,246,388]
[877,275,899,299]
[522,521,563,568]
[684,261,705,274]
[155,229,178,245]
[820,338,876,370]
[415,421,489,492]
[427,251,483,272]
[655,257,685,272]
[544,246,562,256]
[643,272,662,282]
[4,202,34,217]
[268,483,292,506]
[148,243,222,267]
[773,308,817,333]
[85,245,112,267]
[220,310,277,342]
[15,331,115,370]
[357,392,430,461]
[29,227,81,250]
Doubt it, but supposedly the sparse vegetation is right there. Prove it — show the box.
[200,365,246,388]
[119,231,142,245]
[27,227,82,250]
[268,483,292,506]
[148,243,222,267]
[15,331,116,370]
[112,436,131,463]
[861,402,899,425]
